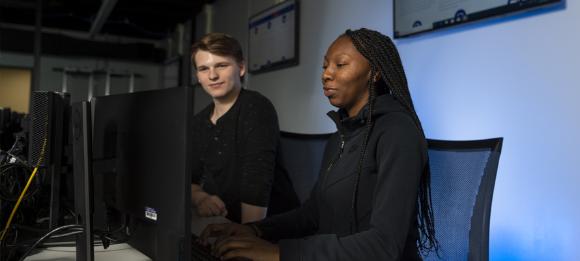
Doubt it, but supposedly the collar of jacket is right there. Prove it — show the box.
[327,105,368,136]
[326,93,409,136]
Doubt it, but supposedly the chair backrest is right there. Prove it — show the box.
[423,138,503,261]
[278,131,331,203]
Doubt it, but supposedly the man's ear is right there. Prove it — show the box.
[239,61,246,78]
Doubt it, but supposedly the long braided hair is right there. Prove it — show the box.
[344,28,438,254]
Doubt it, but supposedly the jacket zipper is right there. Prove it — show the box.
[325,134,345,175]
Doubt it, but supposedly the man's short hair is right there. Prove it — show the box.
[191,33,244,68]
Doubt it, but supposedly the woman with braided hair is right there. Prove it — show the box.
[199,28,438,261]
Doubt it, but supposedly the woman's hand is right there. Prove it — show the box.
[199,223,256,246]
[213,236,280,261]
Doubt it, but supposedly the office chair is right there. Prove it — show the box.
[278,131,331,203]
[423,138,503,261]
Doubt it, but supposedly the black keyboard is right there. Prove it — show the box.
[191,234,220,261]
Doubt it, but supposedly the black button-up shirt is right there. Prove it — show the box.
[192,89,298,222]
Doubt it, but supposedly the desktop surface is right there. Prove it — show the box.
[23,210,229,261]
[24,243,152,261]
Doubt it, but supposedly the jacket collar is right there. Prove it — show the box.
[326,93,409,135]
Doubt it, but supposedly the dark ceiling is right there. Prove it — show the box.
[0,0,213,62]
[0,0,207,39]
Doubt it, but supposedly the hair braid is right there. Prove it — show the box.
[345,28,438,255]
[350,65,377,231]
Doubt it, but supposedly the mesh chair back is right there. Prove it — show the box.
[423,138,503,261]
[279,131,331,203]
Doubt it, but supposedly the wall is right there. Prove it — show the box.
[0,52,162,103]
[397,2,579,260]
[247,0,393,134]
[197,0,393,133]
[0,67,31,113]
[201,0,580,260]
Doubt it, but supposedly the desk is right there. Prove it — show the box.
[24,243,151,261]
[24,209,230,260]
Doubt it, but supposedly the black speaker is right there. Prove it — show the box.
[28,92,69,167]
[27,91,70,229]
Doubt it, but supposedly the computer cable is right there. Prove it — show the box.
[7,230,117,249]
[47,229,83,239]
[93,221,131,249]
[0,163,36,202]
[0,150,7,165]
[7,228,81,246]
[0,131,47,241]
[1,220,79,258]
[7,135,27,159]
[0,165,43,241]
[17,224,83,261]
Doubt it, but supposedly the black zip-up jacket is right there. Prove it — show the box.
[255,93,427,260]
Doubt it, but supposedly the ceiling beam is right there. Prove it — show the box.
[89,0,118,38]
[0,0,35,9]
[1,22,164,47]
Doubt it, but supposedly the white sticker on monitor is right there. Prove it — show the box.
[145,207,158,221]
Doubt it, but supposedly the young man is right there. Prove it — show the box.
[191,33,298,224]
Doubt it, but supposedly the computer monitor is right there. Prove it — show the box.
[72,100,94,261]
[91,87,193,260]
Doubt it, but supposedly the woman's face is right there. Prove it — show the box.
[322,35,371,117]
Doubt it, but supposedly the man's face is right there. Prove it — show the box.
[194,50,245,101]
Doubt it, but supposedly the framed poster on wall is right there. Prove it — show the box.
[394,0,564,38]
[248,0,299,74]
